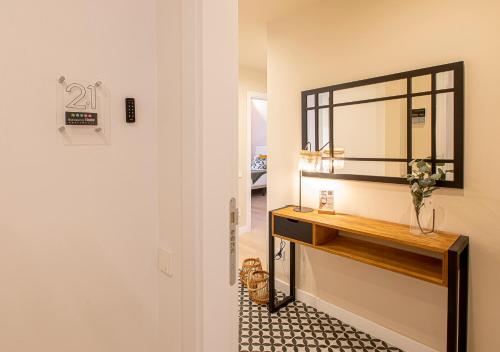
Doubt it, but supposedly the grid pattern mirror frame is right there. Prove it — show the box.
[301,61,464,188]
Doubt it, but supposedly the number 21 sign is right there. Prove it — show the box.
[56,75,110,145]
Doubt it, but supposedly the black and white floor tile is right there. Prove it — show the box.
[239,283,403,352]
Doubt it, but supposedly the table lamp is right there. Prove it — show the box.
[294,145,321,213]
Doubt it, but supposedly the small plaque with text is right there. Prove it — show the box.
[65,112,98,126]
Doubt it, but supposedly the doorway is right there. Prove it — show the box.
[239,93,268,268]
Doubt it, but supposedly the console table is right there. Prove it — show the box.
[268,206,469,352]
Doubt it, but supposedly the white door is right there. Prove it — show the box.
[201,0,239,349]
[181,0,239,351]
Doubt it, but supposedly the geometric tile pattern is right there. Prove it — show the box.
[239,283,404,352]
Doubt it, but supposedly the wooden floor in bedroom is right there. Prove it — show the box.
[239,191,268,270]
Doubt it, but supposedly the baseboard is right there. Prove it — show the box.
[274,280,438,352]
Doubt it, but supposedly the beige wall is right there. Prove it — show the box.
[0,0,238,350]
[0,1,160,351]
[267,1,500,350]
[238,67,267,228]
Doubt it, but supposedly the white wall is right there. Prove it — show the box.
[268,1,500,351]
[0,1,159,351]
[251,99,268,160]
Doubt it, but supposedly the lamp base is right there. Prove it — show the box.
[293,206,314,213]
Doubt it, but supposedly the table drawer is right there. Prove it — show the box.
[273,216,313,244]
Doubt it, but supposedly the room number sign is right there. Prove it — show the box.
[56,75,110,145]
[65,83,97,109]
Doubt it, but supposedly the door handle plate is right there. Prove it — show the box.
[229,198,237,286]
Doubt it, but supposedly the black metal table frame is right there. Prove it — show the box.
[268,211,470,352]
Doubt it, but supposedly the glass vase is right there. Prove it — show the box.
[410,198,436,235]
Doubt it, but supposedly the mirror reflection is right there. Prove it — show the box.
[436,92,454,159]
[306,110,315,150]
[411,95,432,159]
[318,108,329,150]
[412,74,431,93]
[437,71,454,90]
[307,94,315,108]
[335,161,407,178]
[333,98,407,159]
[333,79,406,104]
[437,162,454,181]
[318,92,329,106]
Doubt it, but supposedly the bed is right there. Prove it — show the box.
[251,146,267,194]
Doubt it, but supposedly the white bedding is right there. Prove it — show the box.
[252,173,267,188]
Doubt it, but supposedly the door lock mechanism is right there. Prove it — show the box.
[229,198,238,286]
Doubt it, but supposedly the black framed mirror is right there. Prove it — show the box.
[301,62,464,188]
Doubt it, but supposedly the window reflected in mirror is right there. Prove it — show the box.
[306,109,316,150]
[318,108,329,150]
[436,71,454,90]
[318,92,330,106]
[307,94,315,108]
[301,62,464,187]
[436,92,454,159]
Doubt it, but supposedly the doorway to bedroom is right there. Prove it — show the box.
[239,92,268,269]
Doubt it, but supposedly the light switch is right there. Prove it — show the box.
[158,248,173,277]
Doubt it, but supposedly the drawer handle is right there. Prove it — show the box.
[287,219,299,224]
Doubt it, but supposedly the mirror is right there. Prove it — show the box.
[437,162,454,181]
[302,62,464,188]
[318,92,330,106]
[412,74,431,93]
[411,95,432,159]
[333,79,406,104]
[436,92,454,159]
[335,161,408,178]
[436,71,454,90]
[318,108,329,150]
[306,109,316,151]
[306,94,315,108]
[333,98,407,159]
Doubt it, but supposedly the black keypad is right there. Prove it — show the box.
[125,98,135,123]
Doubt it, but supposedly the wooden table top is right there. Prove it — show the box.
[272,206,460,253]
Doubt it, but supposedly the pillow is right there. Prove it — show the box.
[251,155,267,170]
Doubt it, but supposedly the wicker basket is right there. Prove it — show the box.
[240,258,262,287]
[247,270,269,305]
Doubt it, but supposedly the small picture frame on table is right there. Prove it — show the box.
[318,190,335,215]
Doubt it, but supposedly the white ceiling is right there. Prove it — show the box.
[239,0,321,72]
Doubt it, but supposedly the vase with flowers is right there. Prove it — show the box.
[406,159,450,235]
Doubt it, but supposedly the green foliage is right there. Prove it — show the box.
[406,159,447,216]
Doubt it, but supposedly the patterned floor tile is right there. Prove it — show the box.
[239,283,404,352]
